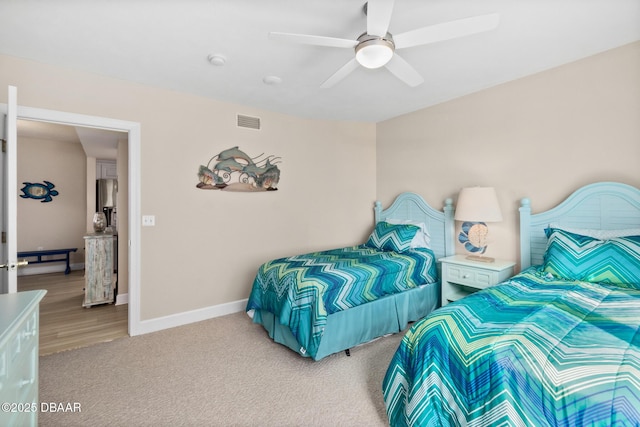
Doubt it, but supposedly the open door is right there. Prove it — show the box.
[1,86,25,293]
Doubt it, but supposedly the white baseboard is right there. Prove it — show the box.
[133,298,248,336]
[18,263,84,276]
[16,264,246,337]
[115,293,128,305]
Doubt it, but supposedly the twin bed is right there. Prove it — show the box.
[383,182,640,426]
[246,192,455,361]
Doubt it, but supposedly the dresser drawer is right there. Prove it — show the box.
[0,290,46,427]
[7,346,37,402]
[0,311,38,403]
[444,264,497,290]
[439,256,515,306]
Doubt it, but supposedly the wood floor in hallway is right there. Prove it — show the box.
[18,270,128,356]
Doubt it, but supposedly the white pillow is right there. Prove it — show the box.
[548,223,640,240]
[385,219,431,249]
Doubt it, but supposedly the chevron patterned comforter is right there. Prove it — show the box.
[246,245,437,359]
[383,267,640,426]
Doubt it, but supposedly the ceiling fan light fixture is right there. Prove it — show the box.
[355,37,394,69]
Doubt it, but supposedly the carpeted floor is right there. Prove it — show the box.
[39,311,405,426]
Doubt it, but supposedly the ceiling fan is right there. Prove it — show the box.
[269,0,499,88]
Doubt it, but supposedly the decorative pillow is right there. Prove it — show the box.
[548,223,640,240]
[543,227,640,287]
[366,222,420,252]
[385,219,431,249]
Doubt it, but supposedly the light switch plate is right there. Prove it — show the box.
[142,215,155,226]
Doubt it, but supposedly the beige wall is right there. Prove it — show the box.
[3,40,638,322]
[377,41,640,269]
[17,137,87,267]
[0,54,376,320]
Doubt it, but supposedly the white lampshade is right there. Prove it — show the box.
[454,187,503,222]
[355,39,394,69]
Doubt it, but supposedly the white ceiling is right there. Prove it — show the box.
[1,0,639,123]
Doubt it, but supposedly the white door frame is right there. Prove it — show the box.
[16,105,142,336]
[1,87,19,293]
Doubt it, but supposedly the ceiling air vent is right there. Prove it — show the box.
[237,114,261,130]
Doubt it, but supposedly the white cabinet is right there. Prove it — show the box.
[97,160,117,179]
[83,233,115,307]
[0,290,46,427]
[440,255,515,306]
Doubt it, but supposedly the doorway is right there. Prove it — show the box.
[16,119,128,354]
[12,103,142,338]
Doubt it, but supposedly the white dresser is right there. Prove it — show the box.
[0,290,47,427]
[83,233,115,307]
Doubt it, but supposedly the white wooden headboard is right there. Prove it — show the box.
[374,192,455,260]
[519,182,640,269]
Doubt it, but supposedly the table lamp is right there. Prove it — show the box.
[454,187,503,262]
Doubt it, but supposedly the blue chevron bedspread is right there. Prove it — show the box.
[246,244,437,359]
[383,267,640,426]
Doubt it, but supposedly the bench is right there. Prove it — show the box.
[17,248,78,274]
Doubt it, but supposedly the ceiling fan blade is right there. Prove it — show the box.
[320,58,360,89]
[367,0,395,37]
[269,32,358,49]
[393,13,500,49]
[384,54,424,87]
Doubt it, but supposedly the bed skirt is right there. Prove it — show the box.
[250,282,439,360]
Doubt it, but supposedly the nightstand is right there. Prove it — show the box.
[440,255,515,306]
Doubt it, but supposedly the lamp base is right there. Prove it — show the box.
[465,254,495,263]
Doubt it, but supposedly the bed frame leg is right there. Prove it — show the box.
[345,349,351,357]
